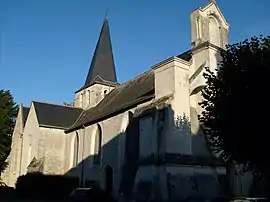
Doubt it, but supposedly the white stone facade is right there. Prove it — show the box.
[1,1,255,201]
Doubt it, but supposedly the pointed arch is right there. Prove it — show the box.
[196,17,202,39]
[80,93,84,108]
[209,15,221,46]
[27,134,33,166]
[124,111,134,160]
[73,132,79,167]
[28,145,32,166]
[93,124,102,164]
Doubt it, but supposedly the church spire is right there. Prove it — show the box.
[79,14,117,92]
[105,8,108,20]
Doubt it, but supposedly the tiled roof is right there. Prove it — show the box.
[22,106,30,127]
[66,48,194,132]
[66,70,155,132]
[33,101,83,130]
[176,50,192,62]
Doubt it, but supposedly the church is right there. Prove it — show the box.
[1,0,254,201]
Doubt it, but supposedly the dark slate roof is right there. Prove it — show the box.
[176,50,192,62]
[76,17,117,93]
[33,101,83,130]
[66,70,155,132]
[22,106,30,127]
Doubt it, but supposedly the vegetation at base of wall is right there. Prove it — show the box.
[0,89,19,174]
[15,172,79,199]
[199,35,270,195]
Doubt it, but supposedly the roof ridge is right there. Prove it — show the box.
[92,75,118,85]
[65,110,85,131]
[119,69,153,86]
[22,106,30,109]
[32,100,82,109]
[65,68,155,133]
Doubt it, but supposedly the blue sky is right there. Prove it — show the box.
[1,0,269,106]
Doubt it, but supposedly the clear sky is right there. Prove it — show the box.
[1,0,269,106]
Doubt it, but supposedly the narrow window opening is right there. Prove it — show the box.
[73,132,79,166]
[196,17,201,39]
[93,124,102,164]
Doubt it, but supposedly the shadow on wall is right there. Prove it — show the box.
[14,104,229,201]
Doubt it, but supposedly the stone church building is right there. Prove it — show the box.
[2,0,254,201]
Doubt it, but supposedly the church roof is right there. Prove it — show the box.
[66,48,192,133]
[76,17,117,93]
[176,50,192,61]
[33,101,83,130]
[66,70,155,132]
[22,106,30,127]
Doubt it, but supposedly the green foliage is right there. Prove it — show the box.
[15,173,79,199]
[199,36,270,176]
[0,89,18,173]
[175,113,191,135]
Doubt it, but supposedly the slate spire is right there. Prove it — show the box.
[78,15,117,92]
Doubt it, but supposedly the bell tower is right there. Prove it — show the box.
[189,0,230,77]
[190,0,229,49]
[189,0,230,123]
[74,15,118,109]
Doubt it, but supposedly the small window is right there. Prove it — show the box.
[196,17,201,39]
[73,132,79,166]
[81,93,84,108]
[104,90,108,96]
[88,90,91,107]
[93,124,102,164]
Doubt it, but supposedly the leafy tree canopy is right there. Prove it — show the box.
[0,89,18,173]
[200,36,270,176]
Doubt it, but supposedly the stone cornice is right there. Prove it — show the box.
[192,41,224,54]
[151,57,175,70]
[151,56,191,71]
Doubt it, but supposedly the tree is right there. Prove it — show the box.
[199,36,270,180]
[0,89,18,174]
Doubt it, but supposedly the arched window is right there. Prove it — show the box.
[124,112,134,161]
[73,132,79,167]
[13,148,18,173]
[28,145,32,166]
[209,16,221,46]
[87,90,91,107]
[27,134,32,165]
[196,17,201,39]
[93,124,102,164]
[80,93,84,108]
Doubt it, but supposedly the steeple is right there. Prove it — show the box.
[77,15,117,92]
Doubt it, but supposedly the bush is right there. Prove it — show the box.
[0,185,15,199]
[15,172,79,199]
